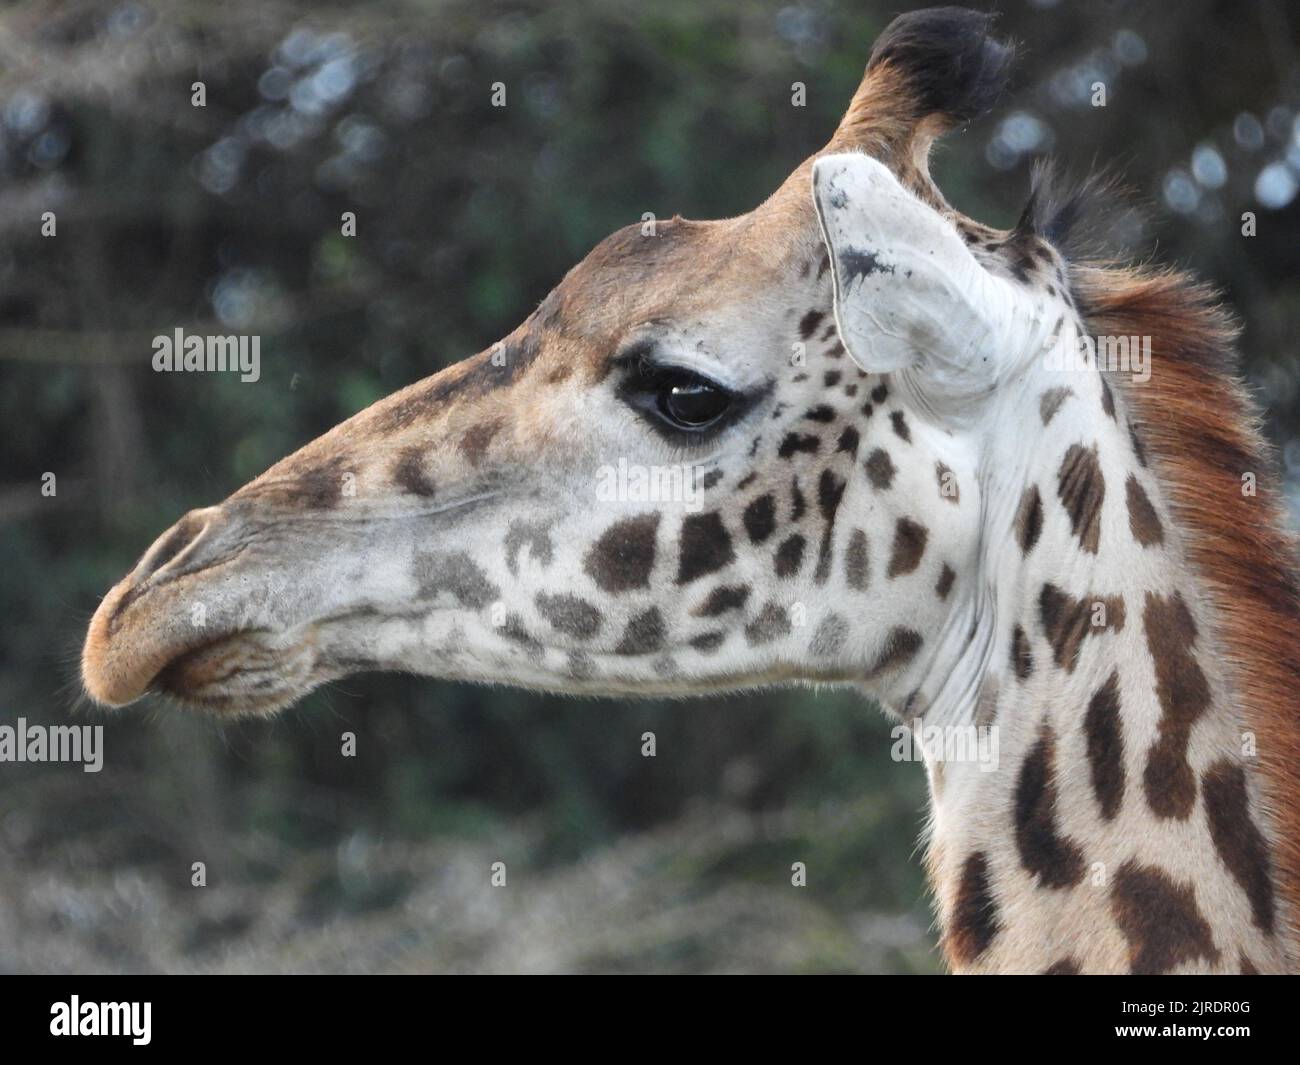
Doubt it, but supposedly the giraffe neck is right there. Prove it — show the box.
[913,352,1289,974]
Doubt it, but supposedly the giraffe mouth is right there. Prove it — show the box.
[82,566,332,716]
[150,627,326,716]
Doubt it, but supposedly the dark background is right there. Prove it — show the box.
[1,0,1297,972]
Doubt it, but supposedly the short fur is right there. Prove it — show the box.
[1077,264,1300,955]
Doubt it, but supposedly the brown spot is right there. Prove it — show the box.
[1083,670,1125,821]
[778,433,820,459]
[867,627,922,677]
[1202,759,1275,933]
[1110,861,1220,974]
[744,602,791,646]
[535,593,602,640]
[1240,953,1259,975]
[614,606,665,655]
[1014,485,1042,555]
[1039,583,1125,673]
[890,410,911,442]
[677,512,735,584]
[1013,725,1086,889]
[775,534,806,578]
[584,513,659,592]
[935,563,955,599]
[798,309,825,340]
[459,418,503,466]
[1128,422,1147,467]
[845,529,869,590]
[413,550,498,609]
[1100,375,1116,419]
[1039,386,1073,425]
[504,519,554,576]
[1043,958,1080,975]
[944,852,1000,967]
[690,631,724,653]
[694,584,751,618]
[1125,474,1163,546]
[809,613,848,658]
[742,493,777,544]
[1010,624,1033,680]
[789,478,806,521]
[292,455,350,509]
[836,425,859,457]
[886,517,927,578]
[864,449,896,490]
[391,446,436,497]
[813,468,846,584]
[1057,443,1105,553]
[936,462,959,503]
[1142,591,1210,820]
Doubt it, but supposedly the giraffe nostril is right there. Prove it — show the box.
[135,509,214,582]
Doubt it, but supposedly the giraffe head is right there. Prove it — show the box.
[83,8,1060,717]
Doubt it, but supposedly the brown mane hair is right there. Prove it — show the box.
[1077,262,1300,953]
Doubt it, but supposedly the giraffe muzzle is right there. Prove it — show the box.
[80,503,324,711]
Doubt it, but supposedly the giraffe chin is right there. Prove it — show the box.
[152,627,328,718]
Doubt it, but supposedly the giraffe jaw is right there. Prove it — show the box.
[143,621,830,715]
[150,626,330,717]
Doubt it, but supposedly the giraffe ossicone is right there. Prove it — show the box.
[81,7,1299,974]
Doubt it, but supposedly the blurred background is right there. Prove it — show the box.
[1,0,1297,973]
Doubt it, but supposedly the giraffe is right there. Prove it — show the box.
[80,8,1300,974]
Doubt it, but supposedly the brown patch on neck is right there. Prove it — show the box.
[1203,759,1276,934]
[944,851,1001,967]
[1038,583,1125,673]
[1110,860,1220,974]
[1013,723,1087,889]
[1141,591,1211,820]
[1057,443,1105,554]
[1082,264,1300,953]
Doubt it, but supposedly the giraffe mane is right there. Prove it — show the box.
[1012,159,1127,259]
[1075,260,1300,956]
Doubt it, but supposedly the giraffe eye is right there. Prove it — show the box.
[657,371,732,429]
[614,349,743,438]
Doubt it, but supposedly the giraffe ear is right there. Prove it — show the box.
[811,152,1027,394]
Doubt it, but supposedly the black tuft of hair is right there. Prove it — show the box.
[1014,159,1124,259]
[867,7,1015,125]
